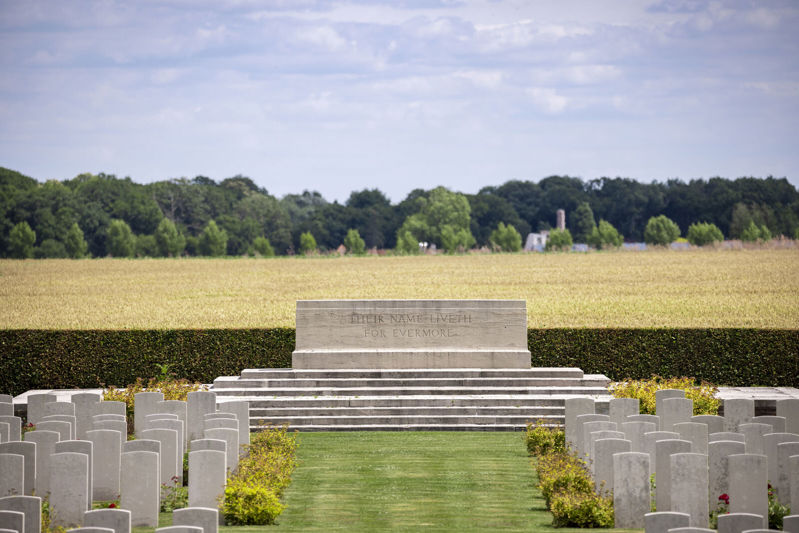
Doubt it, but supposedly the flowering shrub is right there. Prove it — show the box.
[709,493,729,528]
[525,420,566,456]
[610,375,720,415]
[768,483,789,529]
[161,475,188,512]
[550,490,614,528]
[535,451,594,510]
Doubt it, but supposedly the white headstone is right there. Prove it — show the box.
[218,401,250,447]
[71,393,101,440]
[172,507,218,533]
[723,399,754,432]
[0,495,41,533]
[186,392,216,445]
[644,511,690,533]
[716,512,766,533]
[49,452,89,527]
[593,438,631,493]
[53,440,92,510]
[0,454,24,498]
[24,430,59,496]
[139,429,179,489]
[621,421,657,454]
[739,423,772,455]
[86,430,122,502]
[133,392,163,439]
[0,443,35,496]
[776,441,799,505]
[661,398,694,432]
[0,418,21,443]
[655,439,692,512]
[642,431,680,477]
[655,390,685,429]
[727,453,768,520]
[203,428,238,474]
[674,422,709,454]
[34,421,70,441]
[120,451,159,527]
[26,394,57,425]
[188,450,226,510]
[691,415,725,434]
[574,414,608,459]
[670,453,709,528]
[613,451,649,528]
[776,399,799,434]
[752,416,786,434]
[709,440,746,511]
[83,508,131,533]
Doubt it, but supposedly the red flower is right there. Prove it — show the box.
[718,493,729,505]
[108,503,116,508]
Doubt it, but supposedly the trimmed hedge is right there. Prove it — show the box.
[1,328,797,396]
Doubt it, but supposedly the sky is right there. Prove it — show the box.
[1,0,798,203]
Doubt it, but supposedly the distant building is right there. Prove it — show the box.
[524,231,549,251]
[556,209,565,231]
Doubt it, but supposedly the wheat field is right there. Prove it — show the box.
[1,248,797,329]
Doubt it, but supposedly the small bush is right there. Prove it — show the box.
[161,475,188,511]
[525,420,565,456]
[687,222,724,246]
[550,490,614,528]
[610,375,720,415]
[535,451,593,509]
[222,480,284,525]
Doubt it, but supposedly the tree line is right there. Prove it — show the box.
[1,166,797,258]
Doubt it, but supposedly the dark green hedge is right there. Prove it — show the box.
[1,328,796,396]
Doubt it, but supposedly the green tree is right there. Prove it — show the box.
[396,186,475,253]
[572,202,596,242]
[440,224,475,253]
[64,222,89,258]
[343,228,366,255]
[545,228,573,251]
[644,215,681,246]
[154,218,186,257]
[35,238,68,258]
[8,221,36,258]
[686,222,724,246]
[199,220,228,256]
[106,219,136,257]
[253,236,274,257]
[489,222,522,252]
[135,234,158,257]
[740,220,761,242]
[587,219,623,249]
[395,229,419,255]
[299,231,317,255]
[759,224,772,241]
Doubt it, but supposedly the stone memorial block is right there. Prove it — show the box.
[0,454,24,497]
[692,415,725,434]
[26,394,57,425]
[133,392,163,438]
[156,402,188,449]
[0,495,40,533]
[54,441,92,510]
[42,403,75,418]
[49,452,89,527]
[203,418,237,432]
[0,404,11,417]
[670,453,709,528]
[292,299,531,369]
[35,421,70,441]
[66,528,114,533]
[120,451,158,527]
[219,401,250,447]
[656,390,685,429]
[0,527,20,533]
[717,512,766,533]
[154,527,202,533]
[621,421,657,454]
[189,440,225,454]
[728,454,768,519]
[92,415,125,424]
[724,399,754,432]
[565,398,594,451]
[0,396,11,404]
[643,431,680,476]
[40,416,76,440]
[204,428,238,474]
[86,430,122,502]
[0,510,24,533]
[675,422,709,454]
[202,413,235,421]
[668,528,715,533]
[71,394,101,440]
[655,439,692,512]
[0,444,34,496]
[582,421,616,462]
[92,421,126,441]
[188,450,225,509]
[627,413,660,425]
[574,414,610,459]
[764,433,799,490]
[613,452,649,528]
[644,511,690,533]
[149,419,185,459]
[662,398,693,433]
[710,432,746,443]
[139,429,179,489]
[172,507,218,533]
[776,442,799,505]
[24,430,59,496]
[753,416,786,434]
[83,508,131,533]
[709,440,746,509]
[0,418,21,442]
[186,392,216,444]
[94,403,126,417]
[739,423,772,455]
[122,440,160,454]
[777,399,799,434]
[593,438,630,493]
[609,398,640,428]
[589,431,625,474]
[792,456,799,519]
[0,423,8,444]
[783,515,799,533]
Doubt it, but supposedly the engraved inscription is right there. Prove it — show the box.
[351,312,470,341]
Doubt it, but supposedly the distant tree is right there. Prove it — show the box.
[35,238,67,258]
[490,222,522,252]
[440,225,475,253]
[253,236,274,257]
[299,231,317,255]
[395,229,419,255]
[468,193,529,246]
[644,215,681,246]
[199,220,228,256]
[154,218,186,257]
[686,222,723,246]
[759,224,772,242]
[106,219,136,257]
[343,228,366,255]
[545,228,573,251]
[740,220,761,242]
[396,186,475,252]
[795,227,799,240]
[572,202,596,243]
[135,234,158,257]
[8,221,36,258]
[587,220,623,249]
[64,222,89,258]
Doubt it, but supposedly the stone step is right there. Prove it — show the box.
[217,377,599,389]
[239,367,585,379]
[252,424,547,432]
[225,395,605,409]
[212,385,612,397]
[250,405,562,417]
[252,414,559,426]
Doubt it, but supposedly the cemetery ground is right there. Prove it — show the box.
[1,247,798,329]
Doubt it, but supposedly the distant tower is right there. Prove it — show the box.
[556,209,566,231]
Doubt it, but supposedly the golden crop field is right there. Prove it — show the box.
[1,248,797,329]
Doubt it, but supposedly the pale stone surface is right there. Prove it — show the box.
[0,495,41,533]
[122,440,160,454]
[40,415,76,440]
[0,510,24,533]
[583,421,617,463]
[54,440,93,510]
[94,402,126,417]
[609,398,640,430]
[149,418,186,461]
[589,430,625,471]
[49,452,89,527]
[0,454,23,497]
[613,452,649,528]
[783,515,799,533]
[26,394,57,425]
[156,401,188,450]
[154,527,202,533]
[203,413,235,420]
[172,507,218,533]
[565,398,594,452]
[667,528,715,533]
[675,422,709,454]
[188,450,226,509]
[203,418,237,432]
[656,390,685,429]
[66,528,115,533]
[764,433,799,491]
[220,401,250,447]
[204,428,238,473]
[0,423,8,443]
[0,404,11,417]
[92,415,125,424]
[728,454,768,521]
[776,442,799,505]
[739,423,772,455]
[35,421,70,441]
[83,508,131,533]
[621,421,657,454]
[642,431,680,477]
[724,399,754,432]
[655,439,692,512]
[0,396,10,404]
[92,421,126,441]
[0,443,35,496]
[120,451,159,527]
[777,399,799,434]
[752,416,786,433]
[140,429,179,488]
[593,438,630,493]
[71,393,101,440]
[644,511,690,533]
[692,415,725,434]
[86,430,122,501]
[710,432,746,443]
[189,439,225,453]
[0,418,21,442]
[292,300,531,369]
[187,392,216,444]
[661,398,694,432]
[627,413,659,425]
[574,413,608,459]
[709,440,746,510]
[24,430,59,496]
[793,457,799,521]
[670,453,709,528]
[133,392,163,439]
[42,402,75,418]
[717,513,766,533]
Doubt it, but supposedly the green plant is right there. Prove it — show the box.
[687,222,724,246]
[525,420,565,456]
[546,229,573,251]
[644,215,681,246]
[768,483,789,529]
[587,219,623,249]
[41,497,67,533]
[535,451,593,509]
[161,475,188,511]
[253,236,274,257]
[343,228,366,255]
[610,376,721,415]
[490,222,522,252]
[549,490,614,528]
[650,474,656,511]
[299,231,317,255]
[709,492,729,529]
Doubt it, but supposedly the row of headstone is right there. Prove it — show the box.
[565,393,799,530]
[1,391,250,528]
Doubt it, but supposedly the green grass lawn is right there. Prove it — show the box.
[137,432,642,533]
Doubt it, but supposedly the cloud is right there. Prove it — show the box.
[527,87,569,113]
